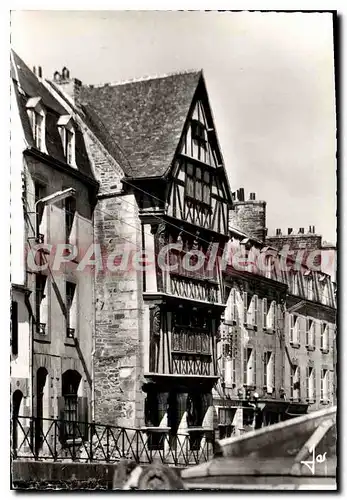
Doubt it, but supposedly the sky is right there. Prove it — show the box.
[10,10,337,244]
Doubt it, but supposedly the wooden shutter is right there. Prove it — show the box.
[306,367,310,399]
[273,302,277,330]
[233,289,238,323]
[263,298,267,329]
[243,292,248,324]
[328,371,332,401]
[263,352,267,387]
[289,314,294,343]
[285,312,290,341]
[320,323,324,349]
[243,347,248,385]
[253,350,257,387]
[297,366,301,399]
[290,366,293,398]
[77,397,89,441]
[312,321,316,348]
[305,318,309,346]
[247,297,253,326]
[320,369,324,400]
[272,353,275,390]
[253,295,258,327]
[232,357,236,385]
[11,301,18,356]
[313,368,317,399]
[58,396,66,444]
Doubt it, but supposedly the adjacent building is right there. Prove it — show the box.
[10,51,98,454]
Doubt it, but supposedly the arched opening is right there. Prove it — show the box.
[12,390,23,453]
[35,367,48,453]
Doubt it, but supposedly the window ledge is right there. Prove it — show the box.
[265,328,275,335]
[320,399,330,405]
[320,348,329,354]
[290,342,300,349]
[305,345,315,351]
[306,399,316,404]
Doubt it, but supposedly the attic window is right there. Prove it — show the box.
[191,119,206,144]
[26,97,46,152]
[58,115,75,166]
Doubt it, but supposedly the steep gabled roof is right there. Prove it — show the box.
[79,70,202,178]
[10,50,94,181]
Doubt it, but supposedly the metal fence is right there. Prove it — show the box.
[12,416,215,467]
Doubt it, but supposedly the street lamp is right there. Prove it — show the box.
[35,188,76,241]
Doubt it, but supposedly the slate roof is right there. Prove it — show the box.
[79,70,203,178]
[11,50,94,181]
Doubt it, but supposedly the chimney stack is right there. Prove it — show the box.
[51,67,82,103]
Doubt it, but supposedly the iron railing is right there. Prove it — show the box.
[12,416,215,467]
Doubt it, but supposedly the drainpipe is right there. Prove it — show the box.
[24,292,34,417]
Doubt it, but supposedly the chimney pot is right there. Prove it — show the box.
[288,228,293,235]
[312,225,315,234]
[276,228,282,236]
[53,71,61,82]
[38,66,42,78]
[299,227,305,234]
[249,192,256,201]
[33,66,36,75]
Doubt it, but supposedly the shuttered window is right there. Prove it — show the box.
[262,298,267,329]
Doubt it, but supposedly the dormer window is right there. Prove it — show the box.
[26,97,46,152]
[58,115,75,166]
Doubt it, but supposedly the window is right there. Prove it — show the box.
[306,366,316,401]
[66,281,76,338]
[58,115,75,165]
[305,319,316,349]
[243,347,256,387]
[263,351,275,393]
[26,97,46,152]
[60,370,84,441]
[34,181,46,240]
[218,408,235,439]
[320,369,329,401]
[35,274,47,334]
[223,345,236,387]
[185,163,211,205]
[11,301,18,356]
[65,195,76,244]
[290,364,300,400]
[289,314,301,345]
[307,277,314,301]
[244,294,258,327]
[262,298,267,329]
[265,301,276,331]
[191,119,206,144]
[293,273,299,295]
[320,323,329,351]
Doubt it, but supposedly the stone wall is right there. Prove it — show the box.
[84,129,144,428]
[229,200,266,242]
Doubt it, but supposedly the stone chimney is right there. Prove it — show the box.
[229,190,267,242]
[51,67,82,102]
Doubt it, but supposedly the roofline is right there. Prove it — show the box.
[24,147,99,189]
[84,68,203,89]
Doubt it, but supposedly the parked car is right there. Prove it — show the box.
[181,406,337,490]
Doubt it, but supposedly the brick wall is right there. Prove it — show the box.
[229,200,266,242]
